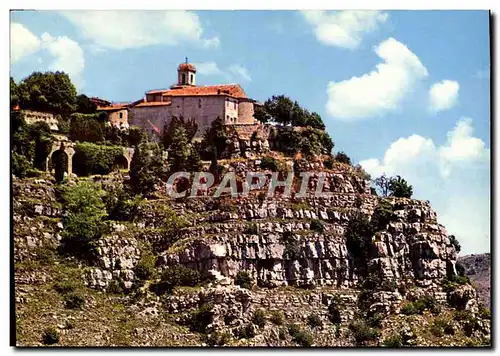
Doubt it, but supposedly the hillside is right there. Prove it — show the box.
[458,254,491,308]
[13,157,491,347]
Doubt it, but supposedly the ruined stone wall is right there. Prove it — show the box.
[107,109,129,129]
[22,110,59,131]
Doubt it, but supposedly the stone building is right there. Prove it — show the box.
[128,60,258,139]
[98,103,130,129]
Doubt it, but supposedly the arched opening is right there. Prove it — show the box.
[182,73,186,84]
[72,150,89,177]
[112,155,129,171]
[50,149,68,182]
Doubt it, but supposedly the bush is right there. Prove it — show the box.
[64,292,85,309]
[430,318,452,337]
[270,310,285,325]
[453,310,475,323]
[257,191,267,203]
[478,304,491,320]
[134,250,156,280]
[53,280,81,295]
[366,313,383,328]
[246,223,258,235]
[252,309,267,328]
[260,156,279,171]
[42,327,60,345]
[238,323,256,339]
[235,270,252,289]
[348,319,380,345]
[12,152,33,178]
[328,303,342,324]
[189,304,214,334]
[448,235,461,253]
[334,151,351,165]
[401,296,438,315]
[154,265,201,295]
[72,142,125,176]
[323,157,334,170]
[309,219,325,232]
[203,331,231,346]
[107,280,124,294]
[279,328,287,340]
[307,313,322,328]
[288,324,314,347]
[60,181,107,258]
[382,333,403,347]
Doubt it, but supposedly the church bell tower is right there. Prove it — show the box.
[177,57,196,86]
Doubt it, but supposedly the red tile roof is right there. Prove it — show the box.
[146,84,248,99]
[98,103,129,111]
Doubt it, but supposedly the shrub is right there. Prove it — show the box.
[134,249,156,280]
[348,319,380,345]
[309,219,325,233]
[382,333,403,347]
[430,319,454,337]
[478,304,491,320]
[251,309,267,328]
[328,303,342,324]
[53,280,81,295]
[288,324,314,347]
[107,280,124,294]
[246,223,258,235]
[388,175,413,198]
[203,331,231,346]
[260,156,279,171]
[448,235,461,253]
[307,313,322,328]
[380,279,397,292]
[371,199,394,231]
[72,142,124,176]
[64,292,85,309]
[366,313,383,328]
[238,323,256,339]
[12,152,33,178]
[334,151,352,165]
[323,157,334,170]
[270,310,285,325]
[453,310,475,323]
[60,181,107,258]
[34,246,57,264]
[278,328,287,340]
[42,327,60,345]
[154,265,201,295]
[189,304,214,334]
[235,270,252,290]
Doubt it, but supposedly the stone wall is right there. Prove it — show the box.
[23,110,59,131]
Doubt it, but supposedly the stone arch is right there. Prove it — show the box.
[112,154,129,171]
[50,149,69,182]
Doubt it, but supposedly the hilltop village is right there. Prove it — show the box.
[11,65,490,348]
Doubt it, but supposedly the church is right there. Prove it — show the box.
[117,59,259,139]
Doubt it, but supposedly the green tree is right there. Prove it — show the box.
[18,71,77,116]
[200,117,227,159]
[388,175,413,198]
[61,181,108,257]
[69,113,105,143]
[10,77,21,109]
[334,151,352,165]
[129,143,166,195]
[162,116,198,149]
[76,94,97,114]
[126,126,148,147]
[30,121,54,170]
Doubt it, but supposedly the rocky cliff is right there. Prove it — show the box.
[13,159,491,347]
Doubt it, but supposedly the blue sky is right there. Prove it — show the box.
[10,10,491,254]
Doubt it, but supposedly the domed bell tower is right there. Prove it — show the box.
[177,57,196,86]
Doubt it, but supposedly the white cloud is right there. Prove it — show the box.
[10,22,85,89]
[10,23,41,63]
[228,64,252,81]
[359,117,490,254]
[428,80,459,113]
[195,62,251,82]
[195,61,222,76]
[326,38,428,120]
[40,33,85,87]
[61,10,219,50]
[301,10,388,49]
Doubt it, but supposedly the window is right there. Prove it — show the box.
[190,74,193,83]
[182,73,186,84]
[226,115,230,122]
[234,101,236,109]
[119,112,123,119]
[199,99,202,108]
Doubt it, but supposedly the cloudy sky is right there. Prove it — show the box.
[10,10,490,255]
